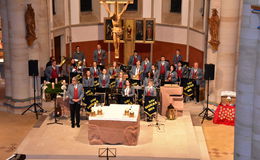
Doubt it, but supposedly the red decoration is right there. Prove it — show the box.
[213,104,235,126]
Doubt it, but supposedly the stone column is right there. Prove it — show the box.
[251,1,260,159]
[215,0,241,102]
[6,0,30,113]
[234,2,259,160]
[0,0,12,101]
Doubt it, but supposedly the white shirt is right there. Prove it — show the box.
[74,84,78,89]
[103,75,106,80]
[125,87,130,96]
[135,67,140,75]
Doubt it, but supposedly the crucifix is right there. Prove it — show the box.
[100,0,134,59]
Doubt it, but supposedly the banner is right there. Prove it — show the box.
[82,96,98,112]
[182,78,195,97]
[110,79,116,88]
[144,96,157,117]
[94,78,100,88]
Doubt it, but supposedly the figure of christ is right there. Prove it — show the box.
[101,0,130,58]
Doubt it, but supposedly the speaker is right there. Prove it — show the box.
[204,64,215,80]
[28,60,39,76]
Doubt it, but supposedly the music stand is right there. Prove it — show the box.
[147,96,165,130]
[130,79,141,86]
[98,148,116,160]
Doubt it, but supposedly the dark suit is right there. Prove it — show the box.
[66,84,84,126]
[173,54,182,65]
[93,49,107,65]
[128,55,142,66]
[73,52,85,62]
[189,68,203,102]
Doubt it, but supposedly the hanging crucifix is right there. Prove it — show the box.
[100,0,133,59]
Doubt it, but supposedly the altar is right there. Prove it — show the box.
[88,104,140,146]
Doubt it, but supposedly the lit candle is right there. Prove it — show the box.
[55,78,58,84]
[52,82,55,89]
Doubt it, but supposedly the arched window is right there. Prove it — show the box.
[171,0,182,13]
[80,0,92,12]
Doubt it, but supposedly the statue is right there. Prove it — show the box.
[101,0,130,59]
[208,9,220,51]
[25,4,37,46]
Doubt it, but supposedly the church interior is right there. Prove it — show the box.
[0,0,259,160]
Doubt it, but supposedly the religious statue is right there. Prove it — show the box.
[25,4,37,46]
[209,9,220,51]
[100,0,131,59]
[126,25,132,39]
[146,22,153,41]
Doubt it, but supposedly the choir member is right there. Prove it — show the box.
[157,56,169,79]
[128,50,142,66]
[116,72,125,89]
[173,49,182,66]
[176,61,184,80]
[67,77,84,128]
[109,61,121,78]
[130,60,143,80]
[82,70,94,88]
[99,68,110,88]
[143,72,155,87]
[93,44,107,65]
[72,46,85,62]
[165,65,178,83]
[144,80,157,96]
[90,61,100,78]
[121,80,135,97]
[151,64,159,80]
[141,57,152,75]
[189,62,203,103]
[45,60,60,82]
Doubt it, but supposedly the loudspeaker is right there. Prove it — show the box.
[28,60,39,76]
[204,64,215,80]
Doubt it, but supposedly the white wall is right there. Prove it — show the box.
[155,25,187,44]
[71,25,104,42]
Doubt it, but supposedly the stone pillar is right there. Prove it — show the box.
[234,2,259,160]
[215,0,241,102]
[6,0,30,113]
[0,0,12,101]
[251,1,260,159]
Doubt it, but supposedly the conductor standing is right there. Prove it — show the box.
[67,77,84,128]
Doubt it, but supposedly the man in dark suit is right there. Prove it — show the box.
[73,46,85,62]
[67,77,84,128]
[93,44,107,65]
[189,62,203,103]
[173,49,183,66]
[128,50,142,66]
